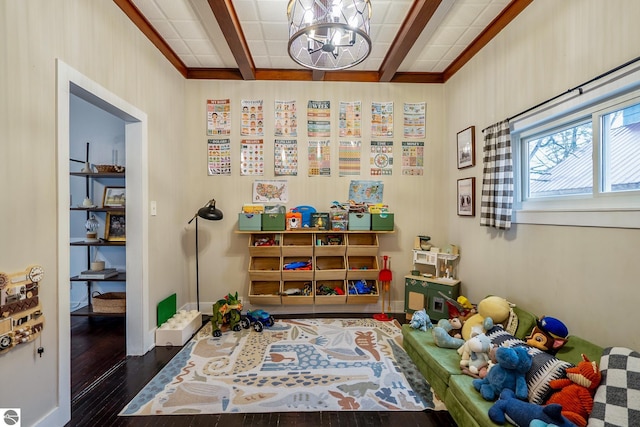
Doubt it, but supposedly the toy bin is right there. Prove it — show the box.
[238,213,262,231]
[314,256,346,280]
[346,256,379,280]
[346,279,379,304]
[249,280,282,305]
[371,213,394,231]
[248,256,281,281]
[315,280,347,304]
[348,213,371,230]
[281,232,313,256]
[281,281,313,305]
[248,234,281,256]
[314,233,346,256]
[345,233,379,256]
[262,213,285,231]
[281,257,313,281]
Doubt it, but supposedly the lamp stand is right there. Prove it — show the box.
[195,216,201,311]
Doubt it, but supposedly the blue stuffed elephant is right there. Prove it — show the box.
[473,346,532,401]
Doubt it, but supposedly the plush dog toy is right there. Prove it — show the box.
[489,389,576,426]
[473,346,532,401]
[409,309,433,332]
[526,316,569,353]
[458,332,493,378]
[545,354,601,427]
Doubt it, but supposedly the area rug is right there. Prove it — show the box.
[120,318,446,415]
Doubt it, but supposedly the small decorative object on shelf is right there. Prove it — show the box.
[85,214,100,242]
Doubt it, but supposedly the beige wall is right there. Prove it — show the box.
[444,0,640,351]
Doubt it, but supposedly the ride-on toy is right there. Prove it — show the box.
[211,292,244,337]
[243,309,275,332]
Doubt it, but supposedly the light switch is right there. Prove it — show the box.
[150,201,157,216]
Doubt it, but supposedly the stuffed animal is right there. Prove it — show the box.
[458,332,493,378]
[462,296,515,340]
[409,309,433,332]
[473,345,532,401]
[489,389,576,427]
[432,318,466,349]
[545,354,601,427]
[526,316,569,354]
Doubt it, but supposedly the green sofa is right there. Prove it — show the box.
[402,306,603,427]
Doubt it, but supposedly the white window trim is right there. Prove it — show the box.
[511,63,640,229]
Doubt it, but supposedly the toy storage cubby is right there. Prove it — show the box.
[238,230,393,306]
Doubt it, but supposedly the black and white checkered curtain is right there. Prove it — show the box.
[480,120,513,229]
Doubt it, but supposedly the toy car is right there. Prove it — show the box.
[242,309,275,332]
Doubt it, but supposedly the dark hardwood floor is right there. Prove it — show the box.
[68,314,457,427]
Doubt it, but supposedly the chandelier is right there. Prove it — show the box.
[287,0,372,71]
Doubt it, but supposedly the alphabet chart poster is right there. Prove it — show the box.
[207,138,231,175]
[402,141,424,175]
[274,139,298,176]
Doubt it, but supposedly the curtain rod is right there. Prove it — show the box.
[483,54,640,132]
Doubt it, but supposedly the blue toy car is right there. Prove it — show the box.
[242,309,275,332]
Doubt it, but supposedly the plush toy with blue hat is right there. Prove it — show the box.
[488,389,576,426]
[526,316,569,354]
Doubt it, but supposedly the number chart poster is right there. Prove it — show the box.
[240,139,264,176]
[207,138,231,175]
[206,99,231,136]
[275,100,297,137]
[274,139,298,176]
[403,102,426,139]
[339,101,362,138]
[370,141,394,176]
[371,101,393,137]
[307,100,331,138]
[241,100,264,136]
[308,140,331,176]
[402,141,424,176]
[339,140,361,176]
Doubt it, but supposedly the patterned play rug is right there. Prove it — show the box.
[120,318,446,415]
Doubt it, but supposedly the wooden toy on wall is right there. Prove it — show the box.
[0,265,45,354]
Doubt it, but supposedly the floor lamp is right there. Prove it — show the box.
[188,199,223,311]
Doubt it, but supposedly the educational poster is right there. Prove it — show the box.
[207,138,231,175]
[240,139,264,176]
[402,141,424,176]
[339,101,362,138]
[206,99,231,136]
[371,101,393,137]
[274,139,298,176]
[308,140,331,176]
[307,100,331,137]
[339,140,361,176]
[349,180,384,204]
[253,180,289,203]
[275,100,297,137]
[241,100,264,136]
[403,102,426,139]
[370,141,393,176]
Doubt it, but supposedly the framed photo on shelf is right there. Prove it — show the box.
[105,212,126,241]
[457,177,475,217]
[102,187,126,207]
[457,126,475,169]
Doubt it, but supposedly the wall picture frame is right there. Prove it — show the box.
[457,177,475,216]
[457,126,475,169]
[102,186,126,207]
[105,212,126,241]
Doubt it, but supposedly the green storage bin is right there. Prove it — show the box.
[238,213,262,231]
[261,213,285,231]
[348,213,371,230]
[371,213,394,231]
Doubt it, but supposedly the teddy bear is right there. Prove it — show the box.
[457,332,493,378]
[473,345,532,401]
[409,308,433,332]
[545,354,601,427]
[461,296,516,341]
[488,389,576,426]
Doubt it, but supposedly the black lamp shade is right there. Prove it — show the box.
[197,199,223,221]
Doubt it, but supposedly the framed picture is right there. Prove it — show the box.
[457,126,475,169]
[105,212,126,241]
[102,187,126,207]
[457,177,475,216]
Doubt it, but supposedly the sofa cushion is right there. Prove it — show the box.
[511,305,537,340]
[555,334,603,367]
[448,374,496,426]
[588,347,640,427]
[486,325,573,405]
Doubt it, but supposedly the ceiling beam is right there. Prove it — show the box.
[442,0,533,81]
[378,0,442,82]
[113,0,188,78]
[207,0,256,80]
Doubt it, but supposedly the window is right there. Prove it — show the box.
[512,83,640,228]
